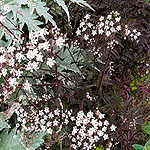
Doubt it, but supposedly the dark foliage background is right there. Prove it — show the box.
[52,0,150,149]
[1,0,150,149]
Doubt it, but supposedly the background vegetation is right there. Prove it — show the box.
[0,0,150,149]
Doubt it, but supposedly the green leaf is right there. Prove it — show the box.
[70,0,94,11]
[145,140,150,150]
[18,7,42,32]
[55,0,70,21]
[96,145,104,150]
[143,124,150,134]
[0,128,45,150]
[56,46,83,74]
[0,128,26,150]
[132,144,145,150]
[131,86,138,91]
[27,132,46,150]
[33,0,57,27]
[130,80,135,87]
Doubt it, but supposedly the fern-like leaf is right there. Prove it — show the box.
[32,0,57,27]
[55,0,70,21]
[70,0,94,11]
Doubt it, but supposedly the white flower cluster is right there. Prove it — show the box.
[86,92,96,101]
[51,27,66,48]
[15,99,73,135]
[0,28,58,101]
[69,109,117,150]
[76,11,141,56]
[124,26,141,41]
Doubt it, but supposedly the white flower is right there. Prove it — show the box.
[65,118,69,124]
[114,11,120,16]
[87,110,93,119]
[133,29,137,33]
[125,29,131,36]
[87,22,93,28]
[53,119,59,126]
[8,46,15,54]
[16,69,23,78]
[110,124,117,131]
[71,116,75,121]
[104,26,109,30]
[72,144,77,149]
[107,15,112,20]
[116,25,121,31]
[76,28,81,36]
[16,52,25,62]
[54,108,60,116]
[99,22,104,28]
[26,49,38,60]
[134,35,138,40]
[88,127,95,136]
[110,21,114,26]
[0,55,6,64]
[83,117,89,125]
[80,21,85,28]
[99,113,105,119]
[36,53,43,62]
[97,130,104,137]
[105,20,109,25]
[92,30,97,36]
[76,120,81,126]
[40,119,46,124]
[38,42,50,50]
[98,29,104,35]
[130,33,134,37]
[40,28,49,36]
[137,32,141,36]
[84,14,91,20]
[72,127,78,135]
[39,110,44,116]
[47,128,53,134]
[94,135,100,142]
[46,57,56,68]
[98,120,103,126]
[44,107,49,113]
[83,142,88,147]
[3,4,10,12]
[1,68,7,76]
[110,27,116,33]
[78,141,82,147]
[48,112,54,119]
[43,115,48,120]
[26,61,39,72]
[56,37,65,48]
[91,119,99,127]
[83,34,89,40]
[8,77,18,87]
[102,126,107,132]
[82,27,87,32]
[103,134,109,140]
[106,31,111,37]
[99,16,104,21]
[104,120,110,126]
[72,137,76,142]
[115,17,121,22]
[47,121,52,127]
